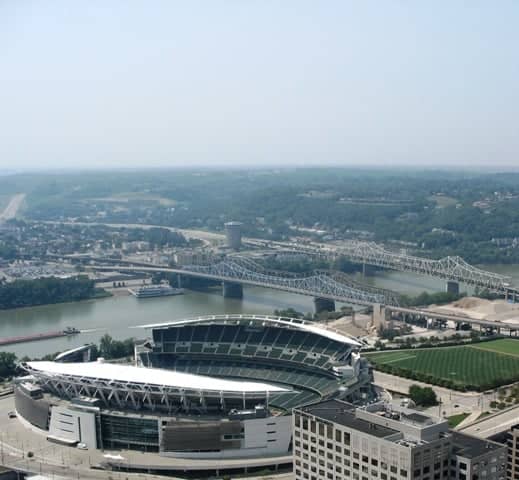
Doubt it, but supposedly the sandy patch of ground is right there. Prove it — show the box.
[432,296,519,323]
[326,313,371,337]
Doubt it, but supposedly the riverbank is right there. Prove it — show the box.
[0,287,112,312]
[0,277,109,311]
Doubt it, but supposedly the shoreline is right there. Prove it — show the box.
[0,290,113,314]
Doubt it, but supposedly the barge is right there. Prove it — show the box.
[0,327,80,347]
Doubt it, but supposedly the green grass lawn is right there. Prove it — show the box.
[477,412,492,421]
[366,340,519,391]
[469,338,519,357]
[447,413,470,428]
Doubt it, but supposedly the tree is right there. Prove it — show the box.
[409,385,438,407]
[273,308,303,319]
[0,276,97,310]
[99,334,114,358]
[98,334,134,359]
[0,352,17,379]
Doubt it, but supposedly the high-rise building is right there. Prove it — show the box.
[293,399,506,480]
[500,423,519,480]
[507,425,519,480]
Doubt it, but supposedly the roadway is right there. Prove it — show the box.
[460,405,519,438]
[41,220,228,246]
[373,371,498,417]
[388,305,519,332]
[0,193,25,223]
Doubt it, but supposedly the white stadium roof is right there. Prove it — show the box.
[137,314,361,347]
[26,361,290,394]
[54,344,93,361]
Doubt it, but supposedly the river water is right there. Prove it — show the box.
[0,287,319,358]
[1,265,518,358]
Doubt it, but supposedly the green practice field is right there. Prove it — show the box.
[366,339,519,391]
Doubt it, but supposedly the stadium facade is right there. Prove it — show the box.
[15,314,374,465]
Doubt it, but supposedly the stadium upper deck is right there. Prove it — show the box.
[139,314,362,347]
[137,314,371,410]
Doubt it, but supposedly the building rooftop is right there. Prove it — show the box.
[405,412,431,424]
[452,432,505,459]
[300,399,399,439]
[358,402,444,428]
[137,314,361,347]
[24,361,290,394]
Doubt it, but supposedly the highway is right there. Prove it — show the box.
[41,220,226,246]
[388,305,519,332]
[460,405,519,438]
[0,193,25,223]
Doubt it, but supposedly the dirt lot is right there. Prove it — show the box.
[432,296,519,324]
[326,313,372,337]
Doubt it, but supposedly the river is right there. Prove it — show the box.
[1,264,519,358]
[0,287,319,358]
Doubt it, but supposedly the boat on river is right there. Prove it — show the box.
[128,284,184,299]
[0,327,80,346]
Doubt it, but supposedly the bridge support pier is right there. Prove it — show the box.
[362,263,376,277]
[372,304,388,330]
[446,281,459,295]
[505,289,517,303]
[314,297,335,314]
[222,281,243,299]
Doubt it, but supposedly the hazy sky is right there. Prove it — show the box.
[1,1,518,170]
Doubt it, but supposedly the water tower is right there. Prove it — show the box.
[224,221,243,250]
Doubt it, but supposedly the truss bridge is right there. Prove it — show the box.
[89,258,400,307]
[278,241,512,293]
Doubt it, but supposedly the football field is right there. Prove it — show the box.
[366,339,519,391]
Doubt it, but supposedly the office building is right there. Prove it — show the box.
[293,399,506,480]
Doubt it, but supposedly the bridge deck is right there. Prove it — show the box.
[389,306,519,330]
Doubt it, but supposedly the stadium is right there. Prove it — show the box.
[14,314,374,473]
